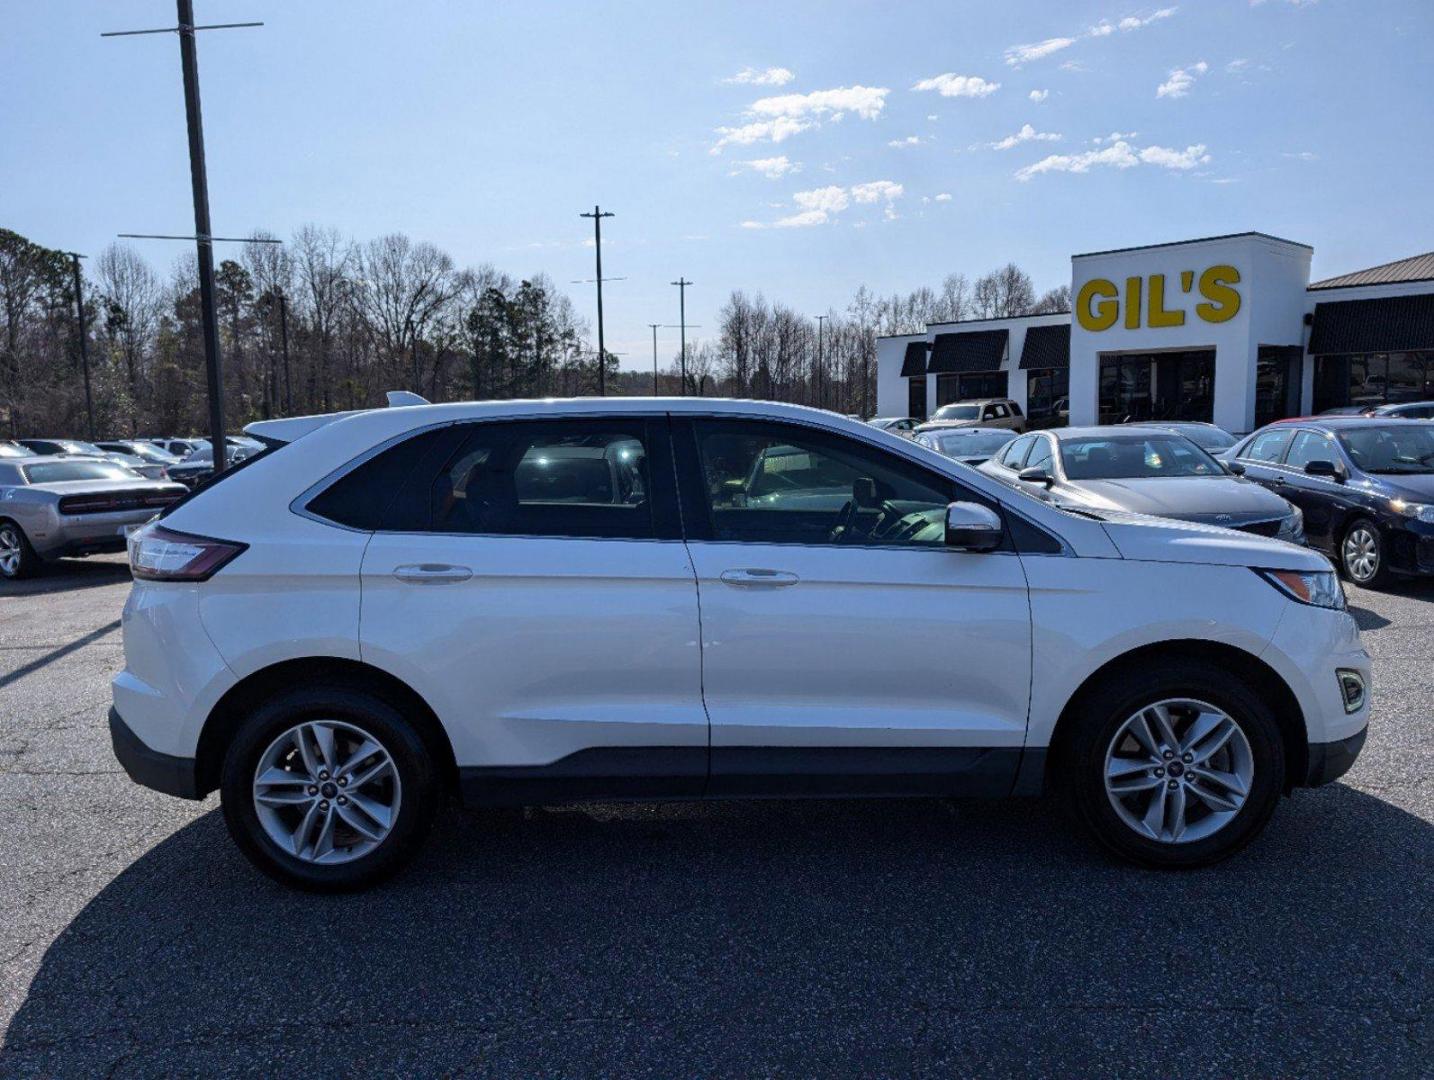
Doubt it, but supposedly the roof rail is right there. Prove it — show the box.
[386,391,430,407]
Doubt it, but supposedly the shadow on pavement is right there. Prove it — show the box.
[0,557,131,598]
[3,786,1430,1076]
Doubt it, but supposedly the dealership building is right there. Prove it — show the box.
[876,232,1434,434]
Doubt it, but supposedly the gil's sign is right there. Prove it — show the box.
[1076,266,1241,332]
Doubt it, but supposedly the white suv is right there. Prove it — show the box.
[110,397,1370,890]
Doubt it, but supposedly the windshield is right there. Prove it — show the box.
[928,431,1014,457]
[1174,426,1236,451]
[931,404,980,422]
[22,460,138,483]
[1338,424,1434,474]
[1061,434,1224,480]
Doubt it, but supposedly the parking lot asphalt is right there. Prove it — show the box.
[0,555,1430,1078]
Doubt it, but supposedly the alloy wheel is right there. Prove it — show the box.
[252,720,401,865]
[1343,525,1379,583]
[0,526,21,577]
[1103,698,1255,844]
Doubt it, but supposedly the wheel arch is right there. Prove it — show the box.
[1045,639,1308,794]
[195,657,458,798]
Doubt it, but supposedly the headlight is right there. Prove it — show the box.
[1390,499,1434,524]
[1256,568,1346,610]
[1276,505,1305,542]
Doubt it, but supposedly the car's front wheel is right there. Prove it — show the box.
[0,520,40,580]
[220,687,440,891]
[1339,518,1388,588]
[1065,660,1285,869]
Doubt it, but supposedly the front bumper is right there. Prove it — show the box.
[1304,725,1368,787]
[109,706,201,799]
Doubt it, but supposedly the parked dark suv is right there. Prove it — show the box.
[1223,418,1434,587]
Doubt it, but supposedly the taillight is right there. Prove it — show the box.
[128,524,246,582]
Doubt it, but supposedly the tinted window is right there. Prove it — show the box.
[1024,436,1054,474]
[428,420,667,539]
[999,435,1035,469]
[307,427,458,531]
[1060,435,1222,480]
[22,461,137,483]
[1008,401,1023,417]
[689,419,959,547]
[1284,430,1335,471]
[932,404,979,422]
[1337,424,1434,475]
[1241,428,1293,463]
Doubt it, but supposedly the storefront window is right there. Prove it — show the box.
[1026,368,1069,429]
[907,376,927,420]
[935,371,1008,406]
[1255,346,1302,429]
[1098,351,1213,425]
[1313,352,1433,413]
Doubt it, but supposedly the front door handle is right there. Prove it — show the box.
[720,568,799,587]
[393,563,472,584]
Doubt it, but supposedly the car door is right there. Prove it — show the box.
[1233,427,1295,492]
[673,415,1033,797]
[355,415,708,799]
[1279,428,1356,552]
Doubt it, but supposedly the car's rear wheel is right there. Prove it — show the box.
[220,687,440,891]
[1339,518,1388,588]
[1064,660,1285,869]
[0,520,40,580]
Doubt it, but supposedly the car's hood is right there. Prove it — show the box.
[1373,472,1434,500]
[1058,475,1291,524]
[1090,510,1326,571]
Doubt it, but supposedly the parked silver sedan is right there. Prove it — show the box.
[0,456,186,579]
[17,438,169,480]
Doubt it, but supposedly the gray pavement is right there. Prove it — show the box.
[1,554,1430,1077]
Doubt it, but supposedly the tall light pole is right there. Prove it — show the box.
[671,278,692,395]
[647,323,701,395]
[815,314,828,410]
[64,253,95,439]
[579,205,614,395]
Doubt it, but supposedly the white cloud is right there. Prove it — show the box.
[850,180,904,203]
[1157,60,1209,98]
[989,123,1062,150]
[887,135,926,148]
[748,85,889,120]
[1008,7,1178,66]
[911,73,1001,98]
[1029,89,1049,103]
[731,155,800,178]
[1226,57,1251,72]
[747,180,903,228]
[926,113,939,121]
[934,192,953,201]
[1015,139,1210,180]
[711,116,812,152]
[722,66,795,87]
[1282,150,1318,161]
[1093,130,1138,144]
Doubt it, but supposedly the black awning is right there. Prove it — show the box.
[1018,324,1070,370]
[1308,294,1434,355]
[928,329,1008,373]
[900,341,930,377]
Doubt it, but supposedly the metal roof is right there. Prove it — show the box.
[1307,293,1434,354]
[1072,231,1312,259]
[1018,324,1070,370]
[928,329,1008,373]
[1308,251,1434,291]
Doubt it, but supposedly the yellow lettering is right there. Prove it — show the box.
[1148,274,1186,328]
[1124,277,1142,329]
[1196,265,1242,323]
[1077,278,1118,331]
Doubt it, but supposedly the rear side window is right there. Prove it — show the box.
[306,427,458,531]
[1024,436,1054,474]
[1242,428,1293,463]
[999,435,1034,469]
[1008,401,1023,417]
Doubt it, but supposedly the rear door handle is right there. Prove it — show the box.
[720,568,799,587]
[393,563,472,584]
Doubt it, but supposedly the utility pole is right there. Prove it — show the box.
[579,205,614,396]
[815,314,828,410]
[65,253,95,439]
[646,323,701,395]
[671,278,692,395]
[104,2,266,476]
[276,289,292,414]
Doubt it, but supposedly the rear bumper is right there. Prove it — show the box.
[1304,725,1368,787]
[109,706,201,799]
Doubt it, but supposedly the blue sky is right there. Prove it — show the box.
[3,1,1430,369]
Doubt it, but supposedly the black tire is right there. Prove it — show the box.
[220,686,440,892]
[1338,517,1389,589]
[1063,659,1285,869]
[0,519,42,580]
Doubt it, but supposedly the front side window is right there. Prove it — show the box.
[1059,435,1223,480]
[999,435,1035,470]
[689,419,959,547]
[1241,428,1294,463]
[1024,436,1055,475]
[1284,430,1335,471]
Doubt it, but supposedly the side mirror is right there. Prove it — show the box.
[1225,461,1246,476]
[1305,459,1344,482]
[1017,466,1053,486]
[945,502,1003,552]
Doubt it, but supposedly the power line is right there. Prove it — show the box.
[104,1,265,475]
[579,205,615,396]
